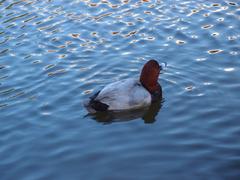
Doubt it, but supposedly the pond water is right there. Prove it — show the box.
[0,0,240,179]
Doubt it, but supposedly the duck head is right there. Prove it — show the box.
[140,59,161,94]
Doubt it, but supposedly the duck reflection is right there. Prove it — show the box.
[86,99,163,124]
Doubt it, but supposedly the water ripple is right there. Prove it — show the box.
[0,0,240,179]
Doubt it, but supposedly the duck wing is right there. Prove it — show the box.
[94,78,151,110]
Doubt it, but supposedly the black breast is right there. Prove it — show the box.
[151,84,162,102]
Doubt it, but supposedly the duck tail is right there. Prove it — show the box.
[85,91,109,112]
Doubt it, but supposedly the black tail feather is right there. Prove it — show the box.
[89,99,109,111]
[88,91,109,112]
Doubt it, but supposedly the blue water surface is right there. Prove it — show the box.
[0,0,240,179]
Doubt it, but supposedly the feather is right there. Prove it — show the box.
[94,78,151,110]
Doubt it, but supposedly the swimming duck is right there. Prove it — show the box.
[86,59,163,112]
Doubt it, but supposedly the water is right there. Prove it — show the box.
[0,0,240,179]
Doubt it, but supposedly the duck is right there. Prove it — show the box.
[85,59,163,112]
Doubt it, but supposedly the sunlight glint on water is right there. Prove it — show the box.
[0,0,240,179]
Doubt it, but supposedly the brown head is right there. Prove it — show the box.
[140,59,161,94]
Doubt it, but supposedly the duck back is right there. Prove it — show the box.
[91,78,151,111]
